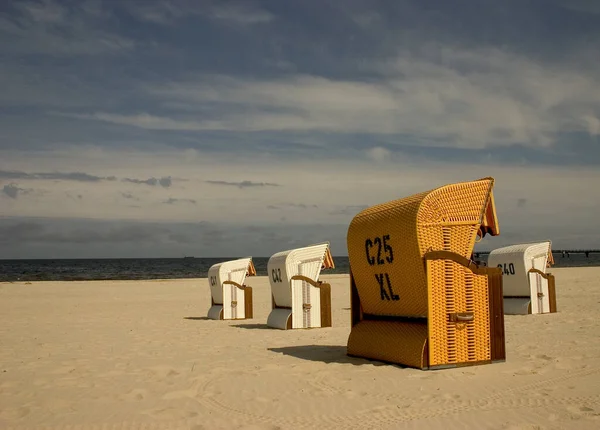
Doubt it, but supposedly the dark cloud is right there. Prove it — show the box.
[159,176,172,187]
[122,176,172,187]
[206,180,280,188]
[0,218,236,258]
[123,177,158,185]
[0,170,116,182]
[164,197,196,204]
[0,217,367,258]
[0,220,169,245]
[121,192,138,200]
[2,183,24,199]
[65,192,84,201]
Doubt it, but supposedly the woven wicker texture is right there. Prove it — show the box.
[347,178,495,318]
[427,260,491,366]
[347,320,427,369]
[346,178,499,368]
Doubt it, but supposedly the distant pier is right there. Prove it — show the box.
[473,249,600,258]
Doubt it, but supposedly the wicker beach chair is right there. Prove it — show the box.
[346,177,506,370]
[207,257,256,320]
[487,241,557,315]
[266,242,335,330]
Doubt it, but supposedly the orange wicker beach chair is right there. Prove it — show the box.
[207,257,256,320]
[487,241,556,315]
[346,178,506,369]
[266,242,335,330]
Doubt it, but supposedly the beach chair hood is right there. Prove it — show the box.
[346,177,505,369]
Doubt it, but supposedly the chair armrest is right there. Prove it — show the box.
[222,280,248,289]
[423,250,502,276]
[528,268,553,280]
[290,275,330,289]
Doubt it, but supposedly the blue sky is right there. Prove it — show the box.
[1,0,599,258]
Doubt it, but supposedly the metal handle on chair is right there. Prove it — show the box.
[449,312,474,322]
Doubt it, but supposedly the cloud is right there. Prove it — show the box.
[122,176,172,187]
[164,198,196,205]
[121,192,138,200]
[0,217,350,259]
[159,176,172,187]
[0,171,175,191]
[60,112,215,131]
[66,47,600,150]
[66,192,84,201]
[18,0,66,23]
[0,220,169,245]
[125,1,186,25]
[125,1,276,26]
[2,183,25,199]
[584,115,600,136]
[0,170,116,182]
[0,0,134,55]
[366,147,392,163]
[205,180,280,188]
[210,4,274,24]
[554,0,600,15]
[2,2,600,259]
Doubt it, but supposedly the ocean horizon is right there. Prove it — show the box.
[2,252,600,282]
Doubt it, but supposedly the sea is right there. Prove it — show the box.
[1,252,599,282]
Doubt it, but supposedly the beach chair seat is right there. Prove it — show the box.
[487,241,557,315]
[207,257,256,320]
[266,242,335,329]
[346,177,506,370]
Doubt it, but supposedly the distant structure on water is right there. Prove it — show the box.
[473,249,600,259]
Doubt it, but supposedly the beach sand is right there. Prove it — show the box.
[1,268,599,429]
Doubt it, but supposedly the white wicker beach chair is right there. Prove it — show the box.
[207,257,256,320]
[487,241,557,315]
[266,242,335,330]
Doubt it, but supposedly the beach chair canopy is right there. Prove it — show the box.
[268,242,333,308]
[207,257,256,320]
[487,241,556,314]
[267,242,334,329]
[347,177,505,369]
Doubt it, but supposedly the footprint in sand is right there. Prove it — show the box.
[0,406,30,420]
[50,365,77,375]
[119,388,147,401]
[145,365,181,378]
[162,387,199,400]
[566,404,600,421]
[253,396,272,403]
[143,407,198,420]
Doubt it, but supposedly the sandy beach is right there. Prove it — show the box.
[1,268,599,430]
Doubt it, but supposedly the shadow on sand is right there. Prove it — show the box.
[268,345,387,366]
[231,323,272,330]
[183,316,210,321]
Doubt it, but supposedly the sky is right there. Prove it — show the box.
[1,0,600,259]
